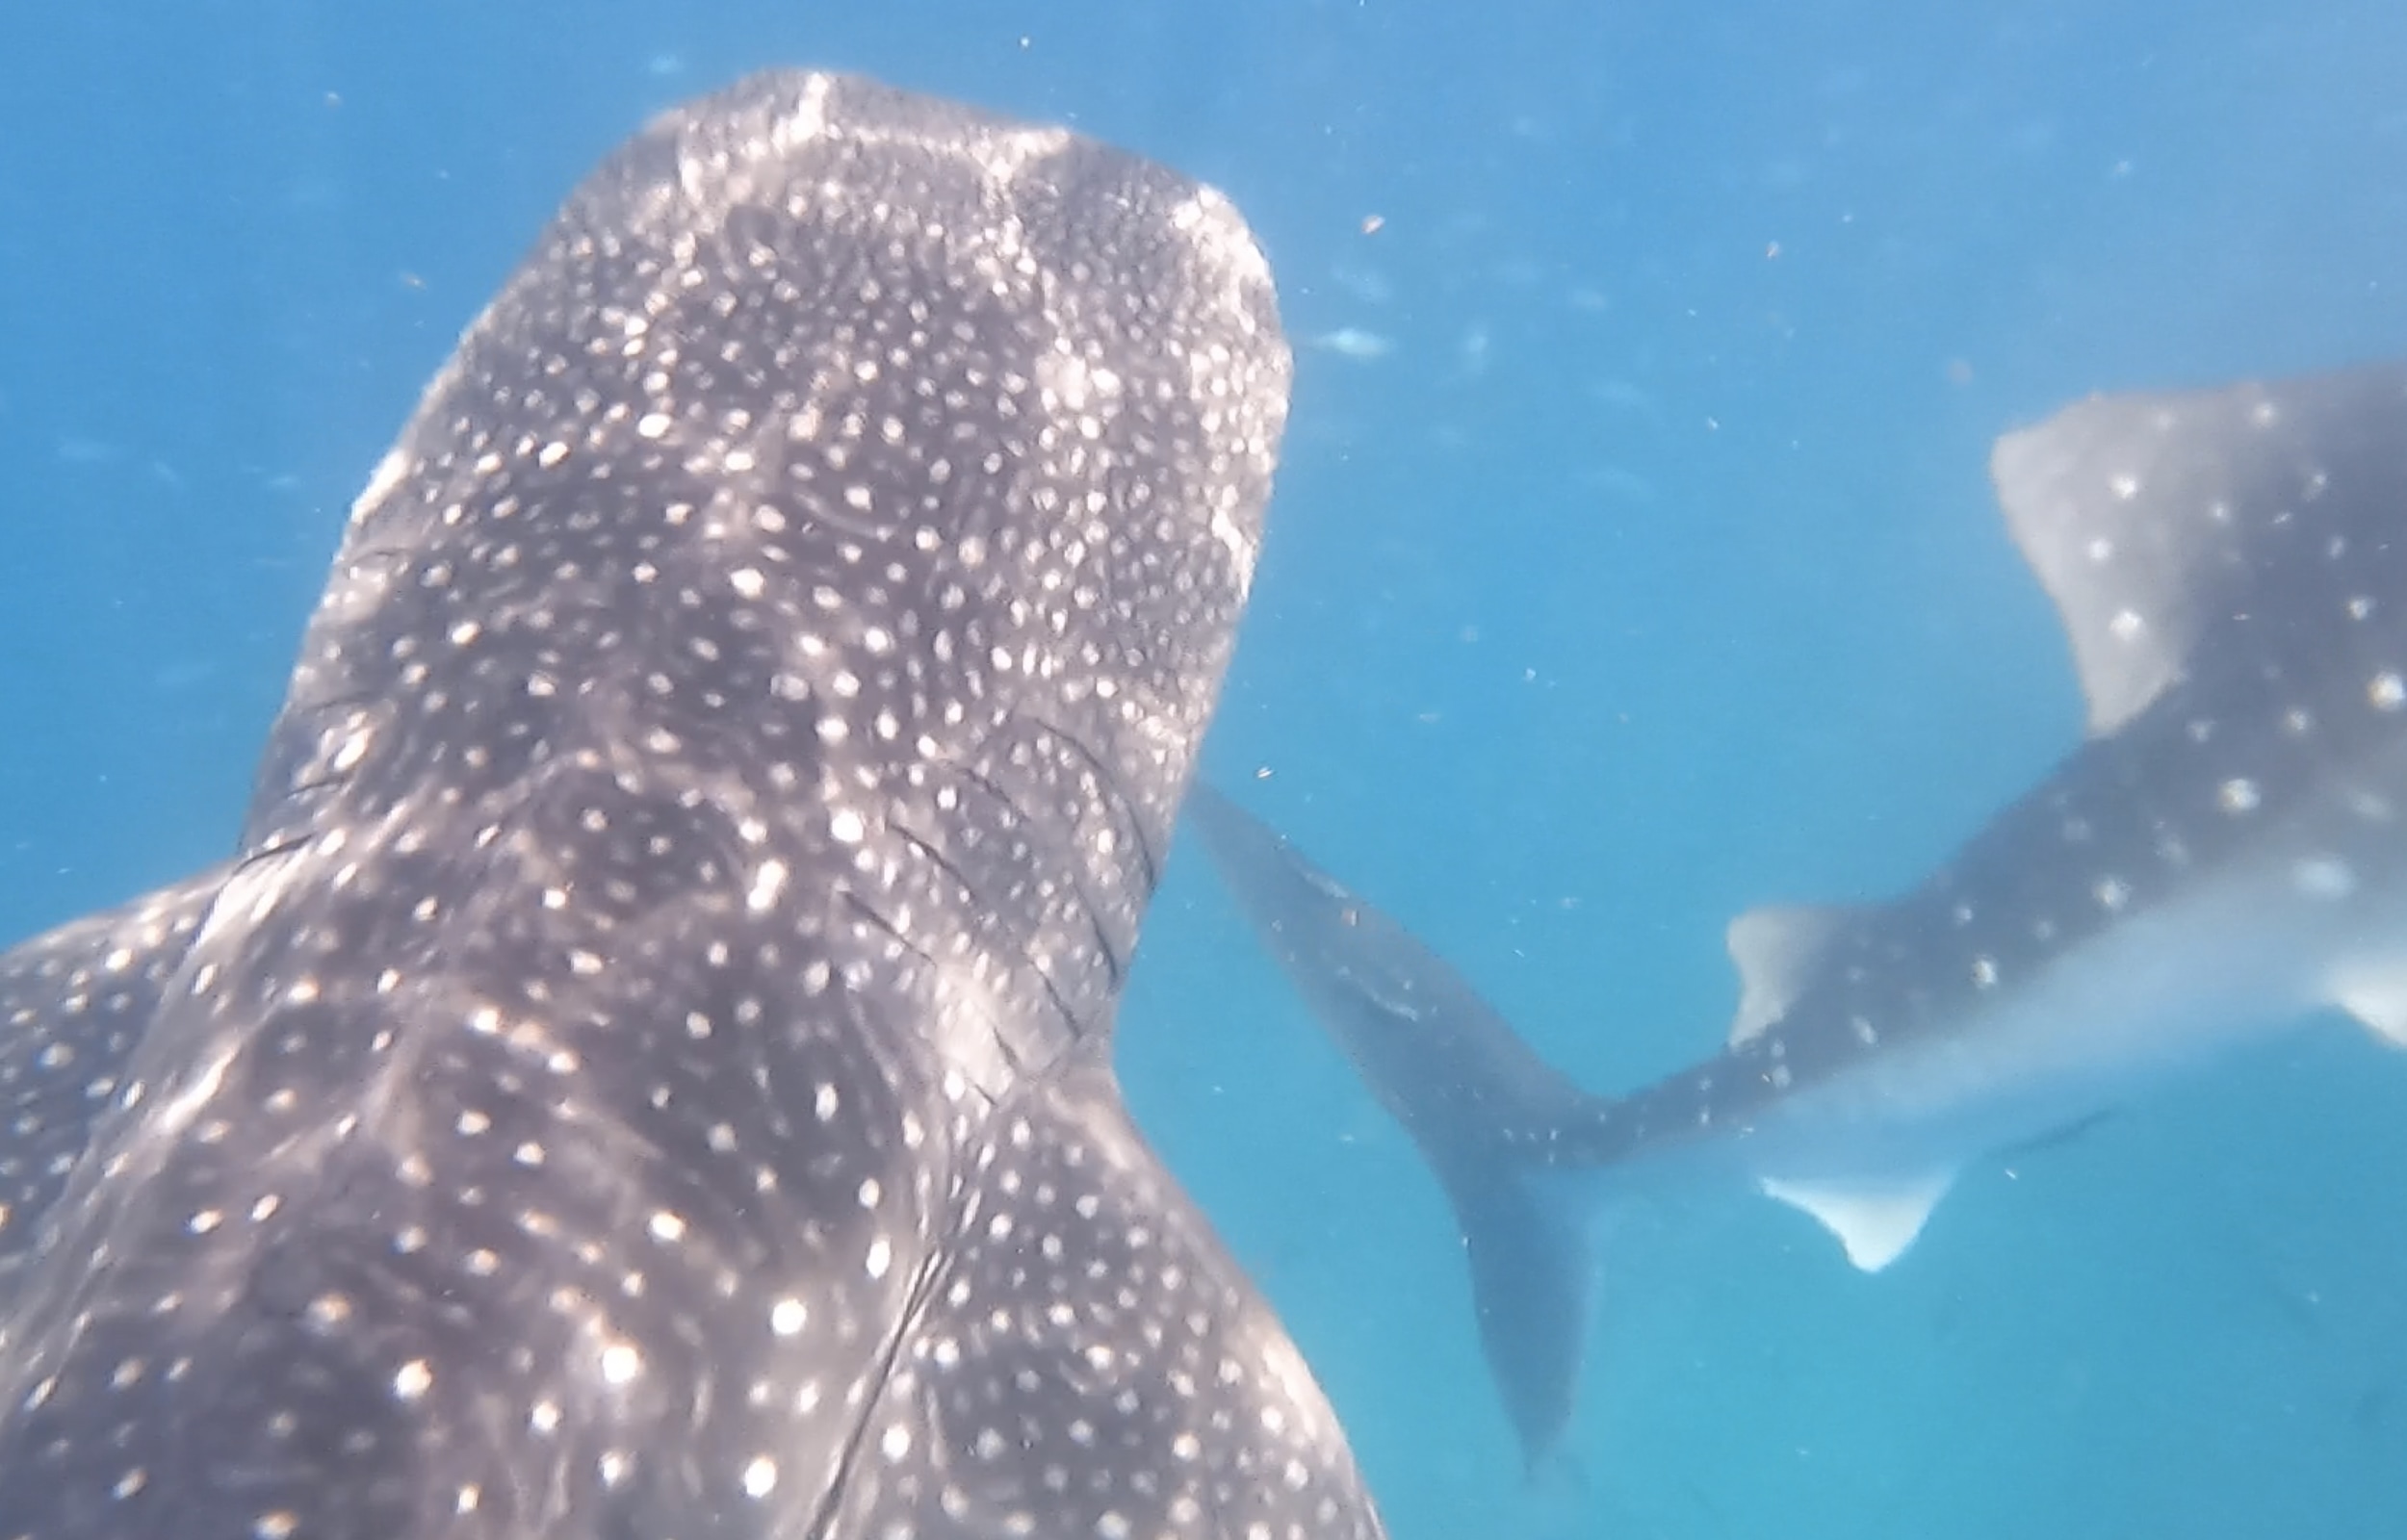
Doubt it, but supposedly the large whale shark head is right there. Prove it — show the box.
[0,69,1389,1540]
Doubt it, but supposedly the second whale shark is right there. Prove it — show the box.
[1192,360,2407,1462]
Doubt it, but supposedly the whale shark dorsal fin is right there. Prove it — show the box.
[2331,968,2407,1048]
[1991,363,2407,735]
[1726,905,1855,1046]
[1759,1169,1955,1270]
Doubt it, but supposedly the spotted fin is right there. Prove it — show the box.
[1990,363,2407,735]
[1725,905,1856,1046]
[1758,1169,1955,1271]
[818,1051,1378,1536]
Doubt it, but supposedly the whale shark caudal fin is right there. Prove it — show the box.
[1181,783,1606,1467]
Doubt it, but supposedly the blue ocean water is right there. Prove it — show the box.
[3,2,2404,1536]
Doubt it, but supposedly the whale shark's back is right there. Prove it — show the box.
[0,70,1386,1540]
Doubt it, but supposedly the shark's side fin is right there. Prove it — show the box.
[1992,363,2407,735]
[1757,1169,1956,1271]
[1725,905,1857,1046]
[1182,783,1604,1468]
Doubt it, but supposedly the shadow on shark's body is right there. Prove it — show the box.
[0,69,1396,1540]
[1193,360,2407,1466]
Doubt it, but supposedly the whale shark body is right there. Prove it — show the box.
[0,70,1392,1540]
[1192,361,2407,1463]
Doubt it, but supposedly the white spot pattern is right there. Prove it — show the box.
[0,67,1371,1540]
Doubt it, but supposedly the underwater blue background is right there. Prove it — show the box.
[4,2,2405,1535]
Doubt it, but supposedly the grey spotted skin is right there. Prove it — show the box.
[0,872,224,1299]
[0,70,1385,1540]
[1195,363,2407,1464]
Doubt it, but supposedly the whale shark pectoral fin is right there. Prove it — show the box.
[1758,1168,1956,1271]
[836,1053,1380,1539]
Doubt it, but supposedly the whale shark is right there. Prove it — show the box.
[0,69,1393,1540]
[1191,359,2407,1464]
[1182,783,1600,1469]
